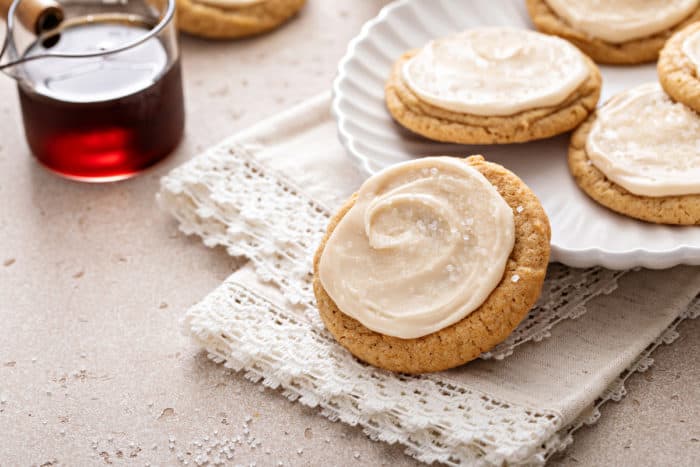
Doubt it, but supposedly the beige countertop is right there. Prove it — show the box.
[1,1,698,465]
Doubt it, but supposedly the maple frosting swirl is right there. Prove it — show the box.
[586,83,700,197]
[545,0,698,43]
[401,27,589,116]
[318,157,515,339]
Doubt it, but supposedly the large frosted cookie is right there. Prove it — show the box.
[569,83,700,225]
[659,22,700,113]
[313,156,551,374]
[177,0,306,39]
[385,28,601,145]
[527,0,700,64]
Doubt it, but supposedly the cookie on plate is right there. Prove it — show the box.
[569,83,700,225]
[659,21,700,113]
[385,27,601,145]
[313,156,551,374]
[177,0,306,39]
[527,0,700,65]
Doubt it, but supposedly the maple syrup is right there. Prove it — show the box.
[17,19,184,181]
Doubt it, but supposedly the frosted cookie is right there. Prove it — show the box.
[659,22,700,113]
[313,156,551,374]
[385,28,601,145]
[527,0,700,64]
[177,0,306,39]
[569,83,700,225]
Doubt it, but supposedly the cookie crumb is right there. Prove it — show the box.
[158,407,176,420]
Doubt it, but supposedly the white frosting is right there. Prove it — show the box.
[545,0,698,43]
[318,157,515,340]
[401,28,589,116]
[586,83,700,197]
[682,29,700,72]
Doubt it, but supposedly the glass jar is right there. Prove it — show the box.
[1,0,184,181]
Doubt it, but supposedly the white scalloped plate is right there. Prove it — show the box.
[332,0,700,270]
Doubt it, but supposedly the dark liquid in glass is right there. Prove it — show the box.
[18,21,184,181]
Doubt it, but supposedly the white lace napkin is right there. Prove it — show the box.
[158,93,700,466]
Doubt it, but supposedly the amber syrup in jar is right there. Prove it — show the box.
[17,19,184,181]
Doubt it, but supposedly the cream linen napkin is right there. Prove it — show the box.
[158,93,700,466]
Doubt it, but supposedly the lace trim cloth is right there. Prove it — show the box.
[158,108,700,466]
[159,146,626,361]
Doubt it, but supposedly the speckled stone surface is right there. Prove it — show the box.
[0,2,698,465]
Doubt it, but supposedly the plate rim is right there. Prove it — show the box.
[332,0,404,175]
[331,0,700,270]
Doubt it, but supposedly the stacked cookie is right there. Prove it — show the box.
[569,22,700,225]
[313,4,700,373]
